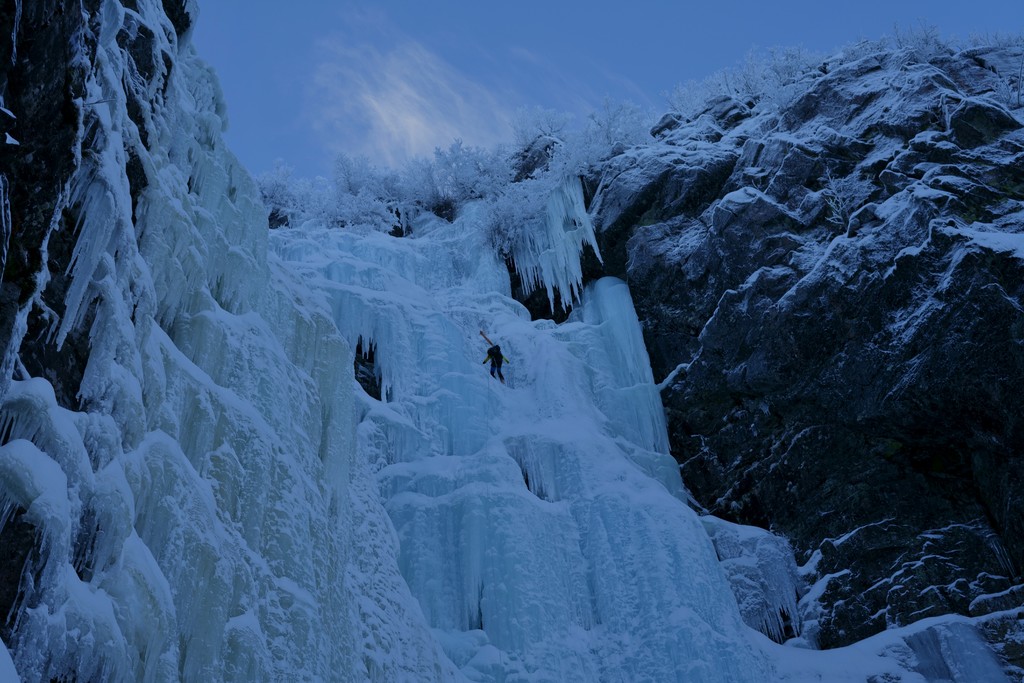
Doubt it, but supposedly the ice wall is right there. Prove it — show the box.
[271,208,775,681]
[269,179,1013,681]
[0,1,451,680]
[702,517,803,645]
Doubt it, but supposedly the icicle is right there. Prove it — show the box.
[58,107,134,346]
[702,516,804,644]
[0,175,66,403]
[510,175,602,312]
[0,174,9,282]
[7,0,21,66]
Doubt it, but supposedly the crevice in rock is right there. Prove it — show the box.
[354,337,381,400]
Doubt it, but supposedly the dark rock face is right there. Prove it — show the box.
[506,254,584,324]
[513,134,559,182]
[160,0,195,38]
[1,0,178,405]
[354,338,382,400]
[590,47,1024,648]
[0,0,98,403]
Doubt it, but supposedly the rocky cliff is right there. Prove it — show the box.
[588,44,1024,655]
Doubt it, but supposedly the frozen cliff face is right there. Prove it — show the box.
[701,517,803,645]
[267,206,775,682]
[0,1,1018,681]
[0,0,418,680]
[588,42,1024,656]
[264,176,1012,681]
[0,1,770,680]
[0,1,773,677]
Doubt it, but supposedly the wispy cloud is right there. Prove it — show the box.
[306,21,515,167]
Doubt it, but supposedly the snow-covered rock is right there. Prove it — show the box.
[590,42,1024,655]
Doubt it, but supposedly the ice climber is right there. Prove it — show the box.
[479,330,510,384]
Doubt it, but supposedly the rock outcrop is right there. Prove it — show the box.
[1,0,97,404]
[589,45,1024,650]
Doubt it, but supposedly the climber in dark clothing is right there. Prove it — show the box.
[479,330,509,384]
[483,344,509,383]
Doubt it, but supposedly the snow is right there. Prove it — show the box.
[769,616,1011,683]
[0,438,71,547]
[657,360,691,391]
[956,225,1024,260]
[827,517,897,547]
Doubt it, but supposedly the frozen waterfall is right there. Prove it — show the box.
[0,1,1013,680]
[270,211,772,681]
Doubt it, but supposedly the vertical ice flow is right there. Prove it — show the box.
[0,0,448,680]
[270,185,772,681]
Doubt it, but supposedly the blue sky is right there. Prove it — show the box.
[193,1,1022,178]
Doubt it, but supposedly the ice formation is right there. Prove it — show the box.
[270,209,771,681]
[0,173,9,281]
[508,175,602,311]
[702,517,803,645]
[0,1,1014,681]
[0,1,366,679]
